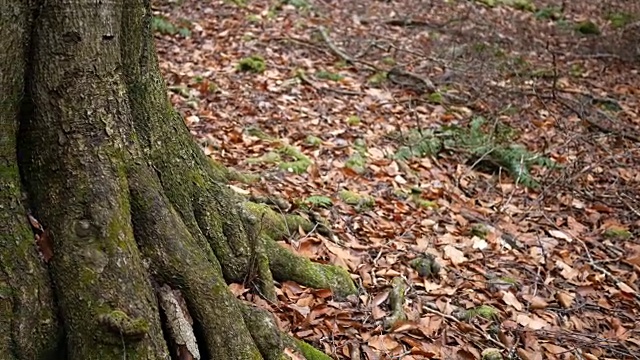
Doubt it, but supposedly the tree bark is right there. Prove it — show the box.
[0,0,355,359]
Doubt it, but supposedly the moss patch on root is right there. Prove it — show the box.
[243,202,356,298]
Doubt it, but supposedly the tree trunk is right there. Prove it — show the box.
[0,0,355,359]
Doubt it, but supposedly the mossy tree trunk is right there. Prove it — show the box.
[0,0,355,359]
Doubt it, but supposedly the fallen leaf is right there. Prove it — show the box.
[502,291,523,311]
[548,229,572,242]
[556,292,575,308]
[617,281,637,294]
[522,294,549,309]
[443,245,467,265]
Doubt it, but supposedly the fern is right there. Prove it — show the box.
[393,117,557,188]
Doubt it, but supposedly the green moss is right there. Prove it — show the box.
[575,21,600,35]
[482,348,504,360]
[304,135,322,147]
[382,57,396,66]
[241,306,284,359]
[459,305,499,321]
[247,152,281,165]
[304,195,333,209]
[243,202,310,239]
[279,160,309,174]
[471,223,489,238]
[410,255,441,278]
[603,227,632,240]
[292,337,332,360]
[278,145,311,174]
[606,11,636,29]
[314,70,343,82]
[237,55,267,73]
[499,276,519,285]
[246,14,261,23]
[535,6,563,20]
[98,310,149,340]
[367,72,387,85]
[427,92,444,104]
[475,0,535,11]
[244,141,312,174]
[226,0,249,7]
[266,239,356,298]
[346,115,361,126]
[151,16,191,37]
[475,305,499,319]
[338,190,375,211]
[345,153,366,174]
[411,196,438,209]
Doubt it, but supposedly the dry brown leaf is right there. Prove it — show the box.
[502,291,523,311]
[556,291,574,308]
[548,229,572,242]
[516,314,549,330]
[617,281,637,294]
[443,245,467,265]
[522,295,549,309]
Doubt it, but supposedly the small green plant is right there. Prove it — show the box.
[282,0,309,9]
[237,55,266,73]
[510,0,535,12]
[382,57,396,66]
[344,139,368,174]
[555,19,573,30]
[304,135,322,147]
[603,227,632,240]
[575,20,600,35]
[367,72,387,85]
[246,146,311,174]
[339,190,375,211]
[346,115,361,126]
[245,126,275,140]
[304,195,333,208]
[535,6,563,20]
[226,0,249,6]
[411,196,438,209]
[353,138,367,154]
[475,0,535,11]
[458,305,499,321]
[278,145,311,174]
[242,33,257,42]
[444,117,555,188]
[487,276,520,292]
[152,16,177,35]
[345,152,366,174]
[246,14,261,22]
[606,11,636,29]
[569,64,585,77]
[427,92,444,104]
[392,118,556,188]
[529,67,555,79]
[471,223,489,238]
[334,60,349,69]
[314,70,343,82]
[152,16,192,37]
[393,129,442,161]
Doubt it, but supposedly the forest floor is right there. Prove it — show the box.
[154,0,640,358]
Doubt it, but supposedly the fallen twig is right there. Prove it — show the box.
[422,304,508,350]
[296,71,363,96]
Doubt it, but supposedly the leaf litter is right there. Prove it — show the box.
[155,0,640,358]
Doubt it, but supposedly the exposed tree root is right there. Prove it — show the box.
[384,277,408,330]
[0,0,356,357]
